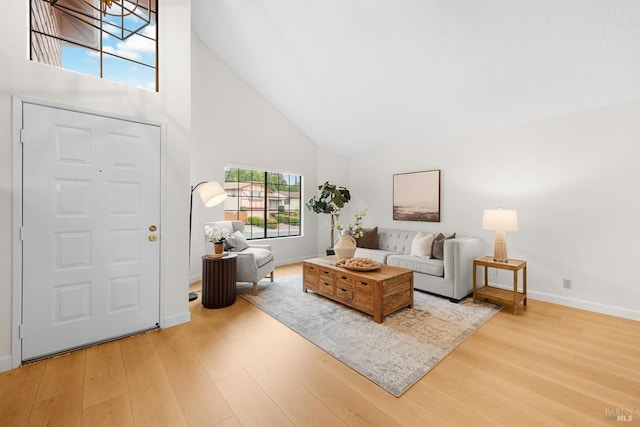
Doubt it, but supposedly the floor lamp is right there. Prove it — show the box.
[189,181,227,301]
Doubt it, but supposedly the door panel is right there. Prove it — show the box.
[21,103,161,361]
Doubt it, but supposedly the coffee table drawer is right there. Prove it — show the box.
[304,263,320,278]
[317,278,335,297]
[354,279,373,311]
[336,274,354,289]
[355,279,373,293]
[319,268,334,282]
[303,263,319,291]
[335,274,354,303]
[335,284,354,304]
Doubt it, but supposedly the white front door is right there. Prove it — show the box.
[21,103,161,361]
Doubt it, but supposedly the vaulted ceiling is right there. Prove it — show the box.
[191,1,640,157]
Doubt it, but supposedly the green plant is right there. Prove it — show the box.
[248,216,264,227]
[274,213,300,226]
[306,181,351,247]
[289,212,299,222]
[267,218,278,229]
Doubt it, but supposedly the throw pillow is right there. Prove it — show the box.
[356,226,379,249]
[410,232,436,258]
[431,232,456,260]
[225,230,250,252]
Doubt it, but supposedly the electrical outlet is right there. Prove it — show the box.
[563,279,572,289]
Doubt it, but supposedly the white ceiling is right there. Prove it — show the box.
[191,1,640,157]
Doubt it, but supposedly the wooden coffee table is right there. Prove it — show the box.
[303,256,413,323]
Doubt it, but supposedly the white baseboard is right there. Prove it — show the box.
[162,311,191,328]
[189,273,202,284]
[488,282,640,321]
[0,355,13,373]
[528,290,640,321]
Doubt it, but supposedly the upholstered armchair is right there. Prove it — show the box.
[204,221,275,295]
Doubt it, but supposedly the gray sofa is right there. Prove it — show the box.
[354,229,483,302]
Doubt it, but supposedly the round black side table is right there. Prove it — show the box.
[201,253,237,308]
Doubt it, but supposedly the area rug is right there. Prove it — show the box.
[238,275,501,396]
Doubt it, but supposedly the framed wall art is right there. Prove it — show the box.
[393,169,441,222]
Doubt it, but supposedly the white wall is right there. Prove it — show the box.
[0,0,192,370]
[349,100,640,320]
[1,5,634,374]
[190,32,325,280]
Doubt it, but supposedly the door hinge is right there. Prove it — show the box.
[20,226,24,241]
[19,324,24,339]
[20,129,26,144]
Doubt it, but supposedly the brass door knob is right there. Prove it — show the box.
[149,225,157,231]
[149,234,157,241]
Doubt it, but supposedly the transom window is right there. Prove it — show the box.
[224,167,302,240]
[30,0,158,91]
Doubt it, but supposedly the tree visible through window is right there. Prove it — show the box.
[224,167,302,240]
[30,0,158,91]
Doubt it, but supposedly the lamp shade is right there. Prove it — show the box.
[197,181,227,207]
[482,209,519,231]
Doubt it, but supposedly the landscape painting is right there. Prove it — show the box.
[393,170,441,222]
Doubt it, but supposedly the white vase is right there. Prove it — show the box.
[334,233,356,259]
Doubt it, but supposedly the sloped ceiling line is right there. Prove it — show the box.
[192,0,640,157]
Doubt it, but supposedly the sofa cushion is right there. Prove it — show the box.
[387,254,444,277]
[376,229,417,254]
[242,247,274,268]
[410,232,436,257]
[431,232,456,260]
[225,230,250,251]
[353,247,399,264]
[356,226,379,249]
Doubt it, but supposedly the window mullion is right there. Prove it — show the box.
[263,172,268,239]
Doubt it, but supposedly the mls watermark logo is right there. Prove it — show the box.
[605,408,634,422]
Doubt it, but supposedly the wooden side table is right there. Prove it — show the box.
[201,253,237,308]
[473,256,527,314]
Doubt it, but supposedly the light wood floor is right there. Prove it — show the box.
[1,263,639,426]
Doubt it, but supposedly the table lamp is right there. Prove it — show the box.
[482,208,518,263]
